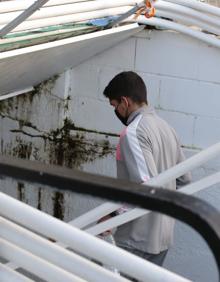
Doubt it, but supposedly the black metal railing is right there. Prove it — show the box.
[0,155,220,280]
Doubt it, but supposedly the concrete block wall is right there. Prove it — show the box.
[68,29,220,150]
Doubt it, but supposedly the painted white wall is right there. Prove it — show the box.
[0,28,220,281]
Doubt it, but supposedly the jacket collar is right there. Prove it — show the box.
[127,104,155,125]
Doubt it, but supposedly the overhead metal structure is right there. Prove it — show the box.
[0,0,50,38]
[0,0,220,98]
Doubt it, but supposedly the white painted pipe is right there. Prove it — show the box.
[156,9,220,35]
[135,16,220,50]
[86,169,220,235]
[69,202,121,228]
[0,239,86,282]
[0,192,191,282]
[155,1,220,28]
[66,143,220,236]
[0,216,128,282]
[86,208,146,235]
[181,171,220,195]
[147,142,220,186]
[0,0,92,13]
[78,144,220,235]
[0,7,132,33]
[0,263,34,282]
[164,0,220,17]
[0,0,143,25]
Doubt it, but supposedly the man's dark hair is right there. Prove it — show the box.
[103,71,147,104]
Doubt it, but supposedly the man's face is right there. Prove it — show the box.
[109,97,128,118]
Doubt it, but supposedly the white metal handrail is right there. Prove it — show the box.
[0,263,34,282]
[147,142,220,187]
[0,216,127,282]
[69,202,121,228]
[68,143,220,235]
[0,239,86,282]
[1,143,220,281]
[181,171,220,195]
[84,166,220,235]
[0,192,191,282]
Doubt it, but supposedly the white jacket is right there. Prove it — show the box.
[115,104,191,254]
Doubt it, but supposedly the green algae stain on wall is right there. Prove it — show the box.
[48,118,115,169]
[17,182,25,202]
[0,75,116,219]
[52,191,64,220]
[12,137,33,159]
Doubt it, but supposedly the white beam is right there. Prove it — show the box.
[0,263,34,282]
[155,1,220,28]
[155,9,220,35]
[0,7,132,33]
[0,239,86,282]
[69,202,121,228]
[0,192,191,282]
[134,16,220,49]
[0,216,129,282]
[163,0,220,17]
[0,1,95,14]
[181,171,220,195]
[147,142,220,187]
[0,0,143,25]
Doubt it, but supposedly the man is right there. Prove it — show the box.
[103,71,191,265]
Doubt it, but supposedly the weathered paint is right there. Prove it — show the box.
[0,74,116,222]
[17,182,25,202]
[52,191,64,220]
[37,187,42,211]
[0,25,99,52]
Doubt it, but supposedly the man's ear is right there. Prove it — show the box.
[121,96,129,107]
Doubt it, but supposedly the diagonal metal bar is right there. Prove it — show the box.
[105,2,145,29]
[0,0,50,38]
[0,155,220,280]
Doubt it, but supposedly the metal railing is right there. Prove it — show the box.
[0,144,220,281]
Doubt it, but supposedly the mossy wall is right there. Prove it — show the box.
[0,72,117,221]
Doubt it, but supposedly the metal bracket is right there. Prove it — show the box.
[105,2,145,29]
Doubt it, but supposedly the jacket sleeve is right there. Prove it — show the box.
[120,129,153,184]
[176,146,192,188]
